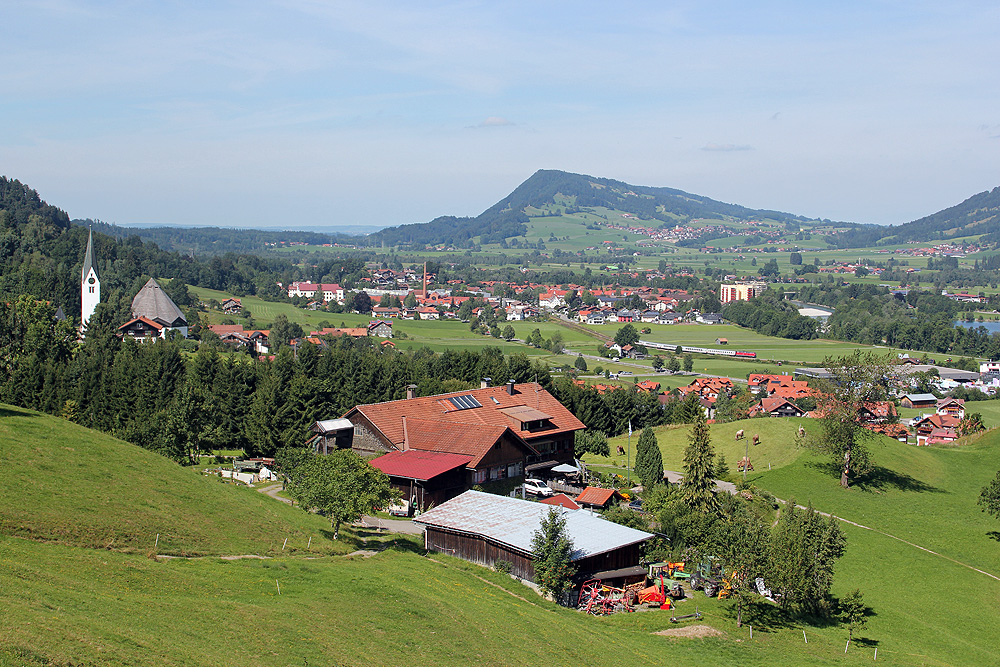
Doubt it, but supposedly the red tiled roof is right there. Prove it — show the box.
[209,324,244,335]
[756,397,799,414]
[346,382,585,448]
[540,493,581,510]
[369,450,472,481]
[402,417,532,467]
[118,316,164,331]
[576,486,619,507]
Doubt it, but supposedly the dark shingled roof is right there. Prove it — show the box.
[131,278,187,327]
[82,229,98,280]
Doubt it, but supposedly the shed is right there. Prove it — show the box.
[575,486,622,509]
[414,490,652,582]
[309,419,355,454]
[901,393,938,409]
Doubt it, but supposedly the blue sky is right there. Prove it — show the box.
[2,0,998,229]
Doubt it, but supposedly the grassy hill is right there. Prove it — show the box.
[5,405,1000,666]
[605,417,1000,664]
[0,404,355,556]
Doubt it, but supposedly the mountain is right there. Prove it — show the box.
[369,169,813,248]
[827,186,1000,248]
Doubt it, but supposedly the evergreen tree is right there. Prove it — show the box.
[634,427,663,488]
[531,507,577,598]
[770,500,846,614]
[839,589,869,641]
[573,355,588,372]
[681,410,717,512]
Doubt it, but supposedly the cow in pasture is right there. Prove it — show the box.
[735,429,745,441]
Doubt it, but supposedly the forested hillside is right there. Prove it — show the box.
[80,219,351,255]
[828,185,1000,248]
[369,169,813,248]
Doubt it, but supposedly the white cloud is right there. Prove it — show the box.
[702,143,753,152]
[472,116,515,128]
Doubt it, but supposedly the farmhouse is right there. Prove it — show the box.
[414,490,653,582]
[339,380,585,504]
[748,397,806,418]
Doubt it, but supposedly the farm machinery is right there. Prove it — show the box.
[577,562,690,615]
[577,579,643,615]
[688,558,736,598]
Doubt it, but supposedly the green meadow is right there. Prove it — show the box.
[8,403,1000,665]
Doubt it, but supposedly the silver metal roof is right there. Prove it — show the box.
[315,418,354,432]
[414,490,653,561]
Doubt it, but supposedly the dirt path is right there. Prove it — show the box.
[258,482,292,504]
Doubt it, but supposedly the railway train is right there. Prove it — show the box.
[639,340,757,359]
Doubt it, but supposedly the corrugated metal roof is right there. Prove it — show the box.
[370,450,472,481]
[315,418,354,433]
[414,490,652,561]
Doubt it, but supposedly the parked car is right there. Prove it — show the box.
[627,498,644,512]
[387,499,411,517]
[523,479,554,497]
[620,371,633,376]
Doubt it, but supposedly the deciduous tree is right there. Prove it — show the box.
[809,352,896,488]
[290,449,396,539]
[979,469,1000,519]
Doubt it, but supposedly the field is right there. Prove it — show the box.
[5,405,1000,665]
[1,404,903,667]
[594,416,1000,664]
[0,404,354,557]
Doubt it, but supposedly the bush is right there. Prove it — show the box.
[494,560,513,574]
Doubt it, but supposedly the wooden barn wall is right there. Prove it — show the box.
[425,528,648,582]
[425,528,535,580]
[573,543,645,576]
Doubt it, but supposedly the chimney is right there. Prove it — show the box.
[506,379,515,395]
[406,384,417,400]
[401,416,409,450]
[481,377,491,389]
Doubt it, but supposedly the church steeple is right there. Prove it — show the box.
[81,228,100,330]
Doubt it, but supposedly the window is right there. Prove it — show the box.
[474,469,486,484]
[89,287,94,293]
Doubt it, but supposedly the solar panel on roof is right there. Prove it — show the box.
[448,395,482,410]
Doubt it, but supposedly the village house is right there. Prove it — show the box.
[574,486,623,509]
[368,320,393,338]
[118,278,189,340]
[220,297,242,314]
[936,397,965,419]
[748,397,806,418]
[857,401,898,424]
